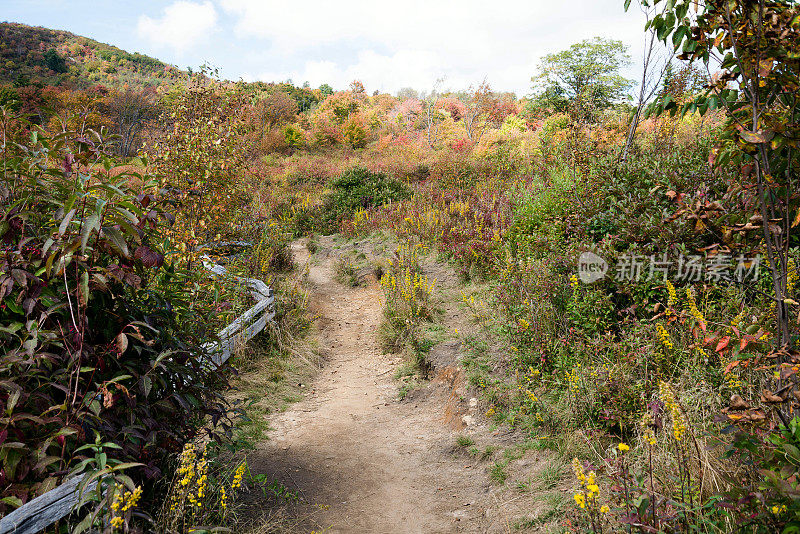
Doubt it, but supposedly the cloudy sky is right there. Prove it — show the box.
[4,0,656,96]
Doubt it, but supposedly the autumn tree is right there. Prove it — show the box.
[423,80,445,148]
[46,85,111,135]
[103,86,159,156]
[484,91,518,128]
[390,97,423,130]
[396,87,420,100]
[350,80,366,98]
[438,97,467,121]
[149,71,248,262]
[640,0,800,348]
[460,81,494,142]
[250,91,298,131]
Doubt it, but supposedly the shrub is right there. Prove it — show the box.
[343,117,367,148]
[0,119,232,512]
[283,123,304,152]
[43,49,67,73]
[315,166,410,235]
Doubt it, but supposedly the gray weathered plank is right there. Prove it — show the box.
[0,476,95,534]
[216,297,273,340]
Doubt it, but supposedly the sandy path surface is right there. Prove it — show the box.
[248,240,507,533]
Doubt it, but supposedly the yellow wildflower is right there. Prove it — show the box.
[232,462,246,490]
[685,287,706,327]
[656,323,673,350]
[570,274,579,290]
[656,323,674,349]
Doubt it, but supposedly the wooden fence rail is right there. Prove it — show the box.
[0,255,273,534]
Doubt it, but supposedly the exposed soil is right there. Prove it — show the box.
[244,236,557,533]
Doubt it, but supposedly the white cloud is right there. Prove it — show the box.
[219,0,654,95]
[137,1,218,52]
[251,50,443,94]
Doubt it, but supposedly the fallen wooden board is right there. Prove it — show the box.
[0,476,95,534]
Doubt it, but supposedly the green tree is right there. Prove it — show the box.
[531,37,633,119]
[0,86,19,110]
[43,49,67,73]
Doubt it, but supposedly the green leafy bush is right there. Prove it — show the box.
[314,167,410,234]
[0,119,232,512]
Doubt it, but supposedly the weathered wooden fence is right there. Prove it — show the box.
[0,254,273,534]
[201,254,275,365]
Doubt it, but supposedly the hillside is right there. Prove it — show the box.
[0,22,187,88]
[3,3,800,533]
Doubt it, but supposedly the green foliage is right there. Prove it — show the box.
[583,142,722,249]
[639,0,800,347]
[0,119,234,512]
[456,435,475,448]
[532,37,633,119]
[711,418,800,532]
[70,433,143,533]
[0,86,19,110]
[315,167,410,234]
[43,49,67,73]
[506,165,578,249]
[283,123,304,151]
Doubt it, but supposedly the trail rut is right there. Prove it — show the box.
[246,238,541,533]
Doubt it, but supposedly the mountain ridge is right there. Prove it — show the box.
[0,21,188,88]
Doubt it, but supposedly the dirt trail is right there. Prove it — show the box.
[248,238,540,533]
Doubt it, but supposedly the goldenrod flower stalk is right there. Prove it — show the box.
[232,462,246,490]
[664,280,677,318]
[656,323,673,349]
[110,485,142,530]
[572,458,600,509]
[685,287,706,328]
[659,381,687,442]
[565,365,581,393]
[666,280,677,305]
